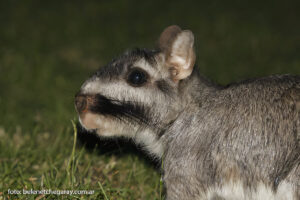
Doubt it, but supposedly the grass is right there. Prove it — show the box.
[0,0,299,199]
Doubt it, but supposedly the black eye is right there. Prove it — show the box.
[127,68,148,86]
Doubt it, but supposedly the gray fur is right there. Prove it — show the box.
[75,26,300,200]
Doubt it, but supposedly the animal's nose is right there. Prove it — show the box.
[75,94,87,113]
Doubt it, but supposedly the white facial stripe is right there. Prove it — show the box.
[81,78,101,94]
[134,128,163,157]
[102,82,167,104]
[81,79,168,108]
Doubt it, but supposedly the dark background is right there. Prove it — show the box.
[1,0,299,130]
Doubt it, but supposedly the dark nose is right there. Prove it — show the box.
[75,94,87,113]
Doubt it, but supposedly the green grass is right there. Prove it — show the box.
[0,0,299,199]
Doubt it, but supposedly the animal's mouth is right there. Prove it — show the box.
[77,112,99,130]
[75,92,152,134]
[77,115,98,132]
[76,104,126,138]
[75,93,150,124]
[75,93,103,131]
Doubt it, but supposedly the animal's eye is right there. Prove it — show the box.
[127,68,148,87]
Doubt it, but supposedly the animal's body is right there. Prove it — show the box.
[75,25,300,199]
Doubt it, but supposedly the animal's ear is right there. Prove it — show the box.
[159,25,196,82]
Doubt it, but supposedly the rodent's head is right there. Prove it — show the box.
[75,25,196,157]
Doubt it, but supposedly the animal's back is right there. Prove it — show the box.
[164,74,300,200]
[203,74,300,200]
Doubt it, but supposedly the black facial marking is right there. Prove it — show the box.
[124,48,158,66]
[89,94,151,126]
[95,60,125,80]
